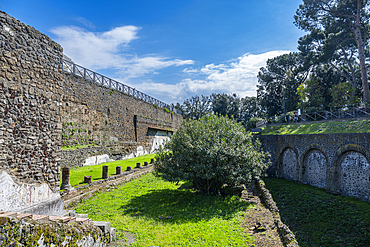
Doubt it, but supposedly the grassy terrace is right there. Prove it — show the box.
[264,178,370,247]
[65,154,156,187]
[261,118,370,135]
[74,173,253,246]
[68,154,370,246]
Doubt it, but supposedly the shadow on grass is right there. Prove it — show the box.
[120,188,250,223]
[264,178,370,247]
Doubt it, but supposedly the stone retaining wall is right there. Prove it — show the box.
[60,72,181,148]
[0,11,64,215]
[259,133,370,201]
[0,11,182,214]
[0,212,112,246]
[255,180,299,247]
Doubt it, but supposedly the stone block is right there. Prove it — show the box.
[102,165,109,179]
[116,166,121,175]
[84,176,92,184]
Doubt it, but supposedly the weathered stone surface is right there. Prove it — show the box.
[0,171,62,214]
[0,214,111,246]
[337,151,370,200]
[302,149,327,189]
[280,148,297,181]
[0,11,63,213]
[0,10,182,216]
[259,133,370,202]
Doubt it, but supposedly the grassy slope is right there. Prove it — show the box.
[75,173,253,247]
[61,144,94,151]
[261,118,370,135]
[264,178,370,247]
[66,154,156,187]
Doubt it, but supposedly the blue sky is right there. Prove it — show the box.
[2,0,306,104]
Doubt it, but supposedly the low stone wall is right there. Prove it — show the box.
[61,142,156,168]
[62,146,112,169]
[0,213,112,246]
[62,164,154,208]
[255,180,299,247]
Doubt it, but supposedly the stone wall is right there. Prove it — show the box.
[258,133,370,201]
[0,214,111,246]
[0,11,64,214]
[59,72,181,167]
[0,11,182,214]
[60,73,181,148]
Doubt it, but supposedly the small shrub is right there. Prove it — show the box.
[154,115,270,195]
[245,117,263,131]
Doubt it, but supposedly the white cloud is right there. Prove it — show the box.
[75,17,95,29]
[50,24,289,104]
[123,57,194,79]
[130,50,291,103]
[51,25,194,78]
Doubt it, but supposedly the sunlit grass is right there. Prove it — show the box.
[262,119,370,135]
[64,154,156,187]
[61,144,96,150]
[74,173,253,246]
[264,178,370,247]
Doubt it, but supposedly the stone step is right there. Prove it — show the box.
[0,210,95,227]
[16,213,32,219]
[0,211,17,217]
[76,217,92,225]
[32,214,49,221]
[63,209,89,219]
[49,216,73,223]
[93,221,116,239]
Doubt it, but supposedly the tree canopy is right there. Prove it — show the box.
[294,0,370,102]
[257,52,309,117]
[154,115,270,195]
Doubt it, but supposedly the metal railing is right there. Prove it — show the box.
[298,106,370,122]
[62,59,182,115]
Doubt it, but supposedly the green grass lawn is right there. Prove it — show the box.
[74,173,253,246]
[264,178,370,247]
[66,154,156,187]
[261,118,370,135]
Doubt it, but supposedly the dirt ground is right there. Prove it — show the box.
[241,187,285,247]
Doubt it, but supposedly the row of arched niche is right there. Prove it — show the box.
[276,144,370,202]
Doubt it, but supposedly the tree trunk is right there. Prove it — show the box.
[354,0,369,103]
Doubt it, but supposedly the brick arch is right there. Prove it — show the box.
[276,145,299,181]
[299,144,329,188]
[327,144,370,201]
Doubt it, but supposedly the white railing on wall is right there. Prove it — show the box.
[62,59,182,115]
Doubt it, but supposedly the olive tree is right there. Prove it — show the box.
[154,115,270,195]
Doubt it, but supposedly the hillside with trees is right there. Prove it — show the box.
[173,1,370,125]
